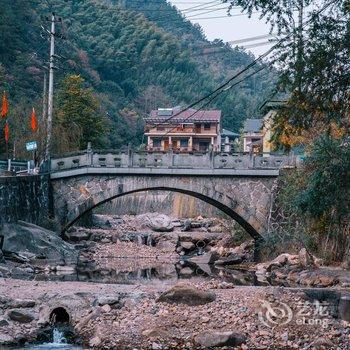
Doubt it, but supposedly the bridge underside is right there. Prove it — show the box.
[51,173,278,241]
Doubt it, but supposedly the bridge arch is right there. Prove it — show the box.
[62,186,263,240]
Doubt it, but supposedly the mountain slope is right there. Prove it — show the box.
[0,0,275,155]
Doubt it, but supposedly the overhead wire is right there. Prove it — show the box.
[159,61,275,136]
[145,0,338,129]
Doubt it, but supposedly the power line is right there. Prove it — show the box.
[160,62,274,136]
[147,45,274,129]
[146,0,336,128]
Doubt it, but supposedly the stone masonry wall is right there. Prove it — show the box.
[52,174,278,239]
[0,175,50,227]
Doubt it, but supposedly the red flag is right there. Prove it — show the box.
[31,107,38,132]
[4,121,9,143]
[1,92,8,118]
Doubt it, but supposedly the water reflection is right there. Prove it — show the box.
[9,258,260,286]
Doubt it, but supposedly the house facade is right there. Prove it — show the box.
[221,128,239,153]
[242,115,275,154]
[144,107,221,152]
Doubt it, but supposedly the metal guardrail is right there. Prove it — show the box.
[0,159,28,173]
[50,149,298,173]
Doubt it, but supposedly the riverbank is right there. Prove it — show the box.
[1,214,350,349]
[1,278,350,349]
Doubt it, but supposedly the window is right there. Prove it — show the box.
[180,139,189,147]
[153,139,161,148]
[204,123,211,130]
[157,126,165,131]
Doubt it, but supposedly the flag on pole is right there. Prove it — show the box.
[31,107,38,132]
[4,121,9,143]
[1,92,8,118]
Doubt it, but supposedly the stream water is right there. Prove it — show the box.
[15,328,83,350]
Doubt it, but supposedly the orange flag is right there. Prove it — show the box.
[4,121,9,143]
[1,92,8,118]
[31,107,38,132]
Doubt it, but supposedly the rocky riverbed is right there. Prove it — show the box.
[1,279,350,349]
[0,213,350,349]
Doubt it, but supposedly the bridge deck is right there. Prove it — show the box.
[50,151,296,179]
[50,166,280,179]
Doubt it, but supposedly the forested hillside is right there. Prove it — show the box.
[0,0,275,157]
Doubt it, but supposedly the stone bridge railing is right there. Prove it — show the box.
[50,149,298,173]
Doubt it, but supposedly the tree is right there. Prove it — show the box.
[224,0,350,140]
[57,75,108,150]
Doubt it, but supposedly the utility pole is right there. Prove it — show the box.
[42,70,48,127]
[45,13,56,160]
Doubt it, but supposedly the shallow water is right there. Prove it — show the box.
[9,259,261,286]
[14,328,83,350]
[20,345,83,350]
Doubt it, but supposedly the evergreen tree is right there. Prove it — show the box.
[57,75,107,150]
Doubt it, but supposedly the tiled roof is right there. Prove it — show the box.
[243,119,263,132]
[145,108,221,123]
[221,128,239,137]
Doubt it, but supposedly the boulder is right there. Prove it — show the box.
[0,319,9,327]
[190,221,202,229]
[194,331,246,348]
[179,267,194,275]
[157,284,216,306]
[64,229,91,243]
[6,299,35,308]
[181,220,192,232]
[89,336,102,347]
[180,241,195,250]
[214,254,243,266]
[4,252,29,263]
[138,214,174,232]
[271,253,300,267]
[92,214,123,229]
[188,252,219,265]
[8,309,34,323]
[96,296,122,308]
[1,221,78,262]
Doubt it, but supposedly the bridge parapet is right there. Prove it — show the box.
[50,150,296,173]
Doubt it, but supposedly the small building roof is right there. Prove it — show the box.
[145,107,221,124]
[259,100,287,111]
[243,119,263,133]
[221,128,239,137]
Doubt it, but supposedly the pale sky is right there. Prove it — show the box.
[168,0,273,56]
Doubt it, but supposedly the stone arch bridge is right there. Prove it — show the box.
[50,151,295,240]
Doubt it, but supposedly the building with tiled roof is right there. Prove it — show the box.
[144,107,222,152]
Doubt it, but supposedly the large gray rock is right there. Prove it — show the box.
[214,254,243,266]
[8,309,34,323]
[92,214,124,229]
[1,221,77,262]
[188,252,219,265]
[157,284,216,306]
[64,229,91,243]
[194,331,246,348]
[180,241,195,250]
[138,213,174,232]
